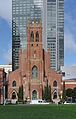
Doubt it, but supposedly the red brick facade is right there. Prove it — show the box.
[0,68,7,104]
[62,80,76,89]
[8,22,62,102]
[0,68,3,103]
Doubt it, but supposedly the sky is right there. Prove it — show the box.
[0,0,76,66]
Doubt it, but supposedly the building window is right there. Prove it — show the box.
[30,31,34,42]
[32,90,37,100]
[62,72,65,77]
[12,81,16,87]
[53,81,57,87]
[31,44,33,46]
[37,44,38,46]
[32,66,38,79]
[36,31,39,42]
[12,92,16,99]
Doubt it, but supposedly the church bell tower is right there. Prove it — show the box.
[27,20,43,60]
[26,21,44,100]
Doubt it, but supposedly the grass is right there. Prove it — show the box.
[0,104,76,119]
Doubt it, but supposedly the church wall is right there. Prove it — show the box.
[8,69,21,100]
[8,22,62,102]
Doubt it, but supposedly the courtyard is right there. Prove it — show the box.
[0,104,76,119]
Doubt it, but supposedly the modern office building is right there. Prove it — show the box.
[12,0,44,71]
[47,0,64,70]
[12,0,64,71]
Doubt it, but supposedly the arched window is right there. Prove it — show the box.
[36,31,39,42]
[32,90,37,100]
[30,31,34,42]
[12,81,16,87]
[12,92,16,99]
[53,92,57,99]
[53,81,57,87]
[32,66,38,79]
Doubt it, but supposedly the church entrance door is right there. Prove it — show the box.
[32,90,37,100]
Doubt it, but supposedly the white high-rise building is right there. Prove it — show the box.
[47,0,64,70]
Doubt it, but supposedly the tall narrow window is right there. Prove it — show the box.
[53,81,57,87]
[12,81,16,87]
[30,31,34,42]
[36,31,39,42]
[32,66,38,79]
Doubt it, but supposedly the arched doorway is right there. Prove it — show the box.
[53,92,57,99]
[52,81,58,100]
[32,90,37,100]
[12,92,17,99]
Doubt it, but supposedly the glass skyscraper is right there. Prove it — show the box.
[12,0,43,71]
[47,0,64,70]
[12,0,64,71]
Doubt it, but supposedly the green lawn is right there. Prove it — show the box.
[0,104,76,119]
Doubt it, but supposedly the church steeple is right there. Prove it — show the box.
[27,20,42,43]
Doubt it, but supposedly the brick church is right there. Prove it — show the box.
[8,21,62,103]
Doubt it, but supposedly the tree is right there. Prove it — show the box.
[72,87,76,102]
[43,80,51,102]
[18,85,23,101]
[66,88,73,97]
[62,90,66,102]
[48,86,51,101]
[62,81,66,102]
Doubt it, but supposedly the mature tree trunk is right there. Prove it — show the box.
[18,85,23,101]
